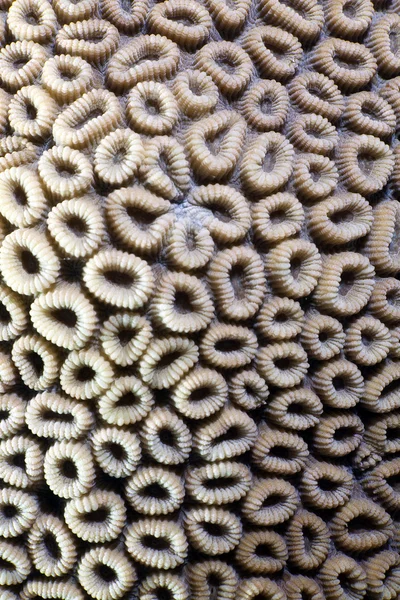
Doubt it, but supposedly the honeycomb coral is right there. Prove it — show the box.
[0,0,399,596]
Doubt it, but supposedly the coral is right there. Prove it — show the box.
[0,0,398,596]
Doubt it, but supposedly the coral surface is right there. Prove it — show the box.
[0,0,399,597]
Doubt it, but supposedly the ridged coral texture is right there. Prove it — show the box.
[0,0,399,597]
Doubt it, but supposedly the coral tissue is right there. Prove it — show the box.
[0,0,399,597]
